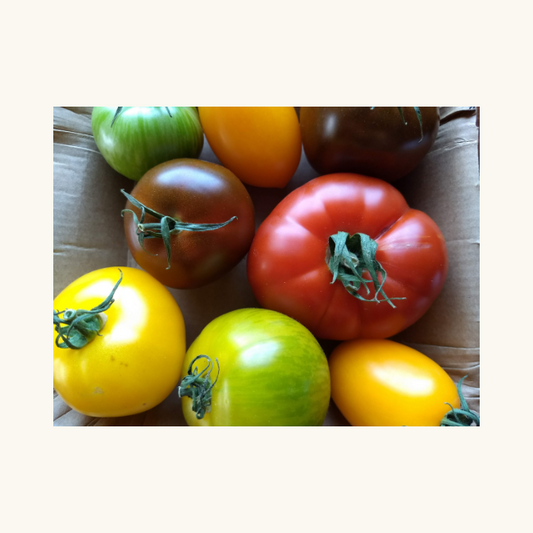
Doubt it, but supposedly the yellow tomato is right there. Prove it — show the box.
[198,107,301,188]
[53,267,186,417]
[329,339,460,426]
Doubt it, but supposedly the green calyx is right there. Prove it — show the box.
[178,355,220,419]
[440,376,480,426]
[111,106,173,127]
[53,269,123,350]
[121,189,237,270]
[327,231,404,307]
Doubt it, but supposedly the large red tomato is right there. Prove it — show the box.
[247,173,448,340]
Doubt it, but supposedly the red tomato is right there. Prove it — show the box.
[198,107,301,188]
[247,173,448,340]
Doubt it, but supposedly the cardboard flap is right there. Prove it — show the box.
[53,107,133,297]
[394,106,480,411]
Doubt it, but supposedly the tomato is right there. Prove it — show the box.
[53,267,186,417]
[179,308,331,426]
[92,107,204,181]
[300,107,439,182]
[329,339,460,426]
[198,107,301,188]
[247,173,448,341]
[123,159,255,289]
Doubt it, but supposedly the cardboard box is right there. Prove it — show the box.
[53,106,479,426]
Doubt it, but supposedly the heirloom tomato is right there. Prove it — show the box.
[92,106,204,181]
[329,339,460,426]
[300,107,439,182]
[198,107,301,188]
[179,308,331,426]
[53,267,186,418]
[123,159,255,289]
[247,173,448,341]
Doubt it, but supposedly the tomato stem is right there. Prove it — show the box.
[326,231,405,307]
[53,269,123,350]
[121,190,238,270]
[440,376,480,426]
[178,355,220,419]
[370,107,424,141]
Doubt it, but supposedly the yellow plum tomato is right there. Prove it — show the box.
[199,107,301,188]
[329,339,462,426]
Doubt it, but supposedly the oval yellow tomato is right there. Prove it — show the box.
[53,267,186,417]
[198,107,301,188]
[329,339,460,426]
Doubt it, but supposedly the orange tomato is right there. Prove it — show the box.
[198,107,301,188]
[329,339,460,426]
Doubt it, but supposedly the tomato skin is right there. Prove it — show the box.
[124,159,255,289]
[92,107,204,181]
[181,308,331,426]
[300,107,439,182]
[53,267,186,418]
[247,173,448,341]
[329,339,460,426]
[198,107,301,188]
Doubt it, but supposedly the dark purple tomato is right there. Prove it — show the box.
[123,159,255,289]
[300,107,439,182]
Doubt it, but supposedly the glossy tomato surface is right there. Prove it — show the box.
[247,173,448,341]
[300,107,439,182]
[180,308,331,426]
[329,339,460,426]
[124,159,255,289]
[53,267,186,417]
[198,107,301,188]
[92,106,204,181]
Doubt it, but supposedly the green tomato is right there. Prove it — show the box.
[91,107,204,181]
[180,308,331,426]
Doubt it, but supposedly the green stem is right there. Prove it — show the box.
[440,376,480,426]
[370,107,424,141]
[53,269,123,349]
[121,189,237,269]
[178,355,220,419]
[111,107,123,127]
[326,231,405,307]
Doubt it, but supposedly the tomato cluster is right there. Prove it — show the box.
[53,106,478,427]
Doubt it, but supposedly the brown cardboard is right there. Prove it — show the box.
[392,107,479,411]
[53,106,479,426]
[53,107,133,298]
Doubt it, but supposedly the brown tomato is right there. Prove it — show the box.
[123,159,255,289]
[300,107,439,182]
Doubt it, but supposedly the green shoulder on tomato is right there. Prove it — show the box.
[92,106,204,181]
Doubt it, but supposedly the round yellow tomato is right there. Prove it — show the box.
[329,339,460,426]
[53,267,186,417]
[198,107,301,188]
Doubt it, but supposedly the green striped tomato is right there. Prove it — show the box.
[91,107,204,181]
[179,308,331,426]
